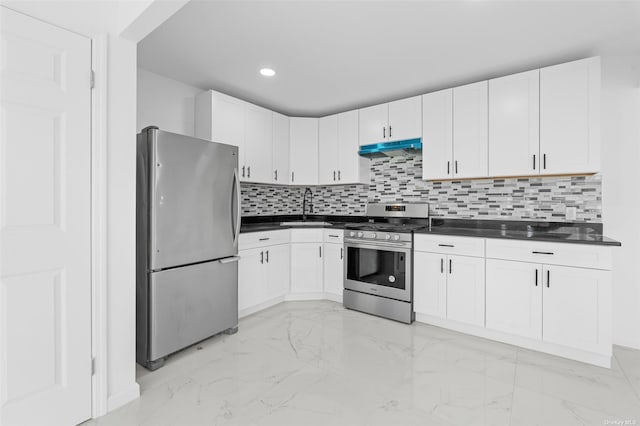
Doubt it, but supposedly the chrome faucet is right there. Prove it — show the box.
[302,187,314,221]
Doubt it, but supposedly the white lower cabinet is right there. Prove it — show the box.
[413,236,485,327]
[413,251,447,318]
[486,259,542,340]
[542,264,610,354]
[238,247,267,313]
[446,254,485,327]
[290,243,324,294]
[323,243,343,298]
[265,244,290,300]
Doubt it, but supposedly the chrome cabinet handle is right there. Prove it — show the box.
[247,166,251,178]
[328,234,339,238]
[455,160,458,174]
[440,258,443,273]
[447,161,450,175]
[333,171,336,181]
[242,165,245,177]
[319,246,322,258]
[260,251,264,264]
[438,244,454,248]
[532,251,554,255]
[291,171,294,182]
[389,126,392,138]
[259,237,270,241]
[265,250,269,263]
[338,170,341,181]
[449,259,452,274]
[274,170,278,181]
[533,154,536,170]
[543,154,547,170]
[340,248,343,259]
[547,270,550,288]
[535,268,538,287]
[383,127,386,138]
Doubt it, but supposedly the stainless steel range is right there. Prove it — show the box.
[343,203,429,324]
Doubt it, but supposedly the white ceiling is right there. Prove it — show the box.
[138,0,640,117]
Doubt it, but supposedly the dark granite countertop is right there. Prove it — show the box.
[240,216,621,246]
[417,219,621,247]
[240,215,367,233]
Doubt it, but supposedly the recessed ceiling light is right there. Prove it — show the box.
[260,68,276,77]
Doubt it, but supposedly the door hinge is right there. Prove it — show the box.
[90,70,95,89]
[91,357,96,375]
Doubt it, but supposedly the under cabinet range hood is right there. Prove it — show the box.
[358,138,422,158]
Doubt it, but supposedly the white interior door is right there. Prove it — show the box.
[0,6,92,426]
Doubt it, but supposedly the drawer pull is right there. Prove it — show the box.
[259,237,270,241]
[328,234,339,238]
[532,251,554,255]
[438,244,454,248]
[547,270,550,288]
[535,269,538,287]
[449,259,452,274]
[440,258,444,273]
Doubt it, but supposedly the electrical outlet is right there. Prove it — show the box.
[566,206,577,221]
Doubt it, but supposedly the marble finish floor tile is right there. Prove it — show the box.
[89,301,640,425]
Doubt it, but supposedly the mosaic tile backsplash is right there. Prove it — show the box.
[241,154,602,223]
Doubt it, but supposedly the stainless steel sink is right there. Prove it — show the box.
[280,221,333,227]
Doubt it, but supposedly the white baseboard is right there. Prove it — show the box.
[106,382,140,413]
[323,292,342,303]
[239,296,285,318]
[285,292,327,301]
[415,313,611,368]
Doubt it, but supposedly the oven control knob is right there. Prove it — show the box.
[393,234,401,241]
[385,234,391,240]
[357,232,364,238]
[369,233,377,239]
[349,231,355,237]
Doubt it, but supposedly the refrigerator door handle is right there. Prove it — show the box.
[232,168,241,246]
[219,256,240,264]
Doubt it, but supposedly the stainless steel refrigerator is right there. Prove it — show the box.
[136,127,240,370]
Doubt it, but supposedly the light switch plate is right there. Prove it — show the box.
[566,206,577,221]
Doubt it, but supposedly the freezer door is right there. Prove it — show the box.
[149,257,239,361]
[149,129,239,270]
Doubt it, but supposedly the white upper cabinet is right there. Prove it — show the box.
[489,70,540,177]
[358,96,421,145]
[318,114,339,185]
[272,112,290,184]
[244,104,273,183]
[289,117,319,185]
[358,103,388,146]
[387,96,422,142]
[196,90,276,184]
[452,81,488,179]
[540,57,600,175]
[319,110,369,185]
[422,89,453,180]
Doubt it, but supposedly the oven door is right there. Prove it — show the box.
[344,239,412,302]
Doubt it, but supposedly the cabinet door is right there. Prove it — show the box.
[489,70,540,177]
[210,91,246,155]
[387,96,422,142]
[290,243,324,294]
[323,243,344,297]
[413,251,447,318]
[272,112,290,184]
[318,114,339,185]
[422,89,453,180]
[244,104,273,183]
[289,117,319,185]
[446,255,485,326]
[543,265,611,354]
[486,259,542,340]
[238,248,266,312]
[540,57,600,175]
[265,244,290,300]
[358,103,388,145]
[337,110,366,184]
[453,81,488,179]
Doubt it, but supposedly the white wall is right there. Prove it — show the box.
[137,68,201,136]
[601,54,640,349]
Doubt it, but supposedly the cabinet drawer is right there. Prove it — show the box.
[485,239,612,270]
[239,229,290,250]
[414,234,485,257]
[323,229,343,243]
[290,228,324,243]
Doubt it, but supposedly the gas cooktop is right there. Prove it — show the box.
[344,222,427,234]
